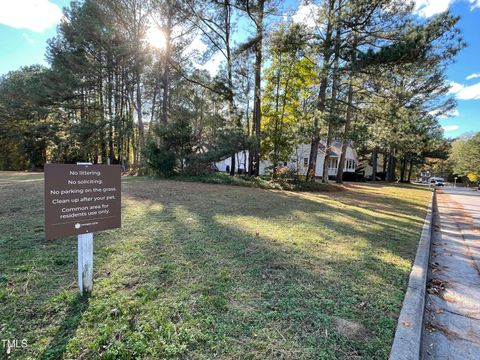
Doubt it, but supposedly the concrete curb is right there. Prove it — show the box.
[389,190,436,360]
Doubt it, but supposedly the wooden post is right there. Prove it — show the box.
[77,162,93,295]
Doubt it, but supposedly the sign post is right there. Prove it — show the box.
[44,163,121,295]
[454,176,457,188]
[78,232,93,294]
[76,162,93,294]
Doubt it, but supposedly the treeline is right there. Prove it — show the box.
[0,0,463,183]
[449,132,480,185]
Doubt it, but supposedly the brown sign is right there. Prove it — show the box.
[44,164,121,240]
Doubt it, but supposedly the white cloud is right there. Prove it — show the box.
[185,34,223,77]
[22,33,34,44]
[466,73,480,80]
[457,82,480,100]
[292,1,319,28]
[470,0,480,9]
[413,0,454,17]
[442,125,460,131]
[413,0,480,17]
[195,51,225,77]
[0,0,62,32]
[448,81,464,94]
[448,80,480,100]
[183,35,208,56]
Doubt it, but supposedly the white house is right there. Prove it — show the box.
[215,140,358,178]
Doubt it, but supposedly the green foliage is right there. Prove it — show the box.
[261,24,316,172]
[173,173,283,190]
[0,65,58,169]
[0,142,27,171]
[0,0,464,179]
[146,118,198,177]
[145,142,177,177]
[207,127,254,161]
[448,132,480,182]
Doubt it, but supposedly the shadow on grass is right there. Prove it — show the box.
[40,294,89,360]
[0,174,431,359]
[93,180,431,358]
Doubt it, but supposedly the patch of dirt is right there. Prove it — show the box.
[122,279,139,289]
[333,318,369,342]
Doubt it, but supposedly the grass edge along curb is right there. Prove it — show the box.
[389,189,436,360]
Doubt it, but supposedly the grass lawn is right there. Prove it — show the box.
[0,171,431,359]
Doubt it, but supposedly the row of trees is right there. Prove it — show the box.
[0,0,463,183]
[449,132,480,185]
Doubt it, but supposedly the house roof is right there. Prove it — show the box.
[318,140,347,158]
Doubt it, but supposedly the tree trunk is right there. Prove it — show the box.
[229,154,236,176]
[400,156,407,182]
[149,78,158,133]
[336,81,354,183]
[99,68,107,163]
[382,152,387,174]
[306,0,335,182]
[337,31,357,184]
[136,70,145,173]
[387,148,396,182]
[108,65,114,164]
[322,0,341,184]
[407,157,414,182]
[371,147,377,181]
[250,0,264,177]
[224,0,236,176]
[161,12,172,126]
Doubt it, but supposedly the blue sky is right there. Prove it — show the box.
[0,0,478,139]
[439,1,480,138]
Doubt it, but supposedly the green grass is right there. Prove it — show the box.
[0,171,432,359]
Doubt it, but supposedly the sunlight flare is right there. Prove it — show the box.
[146,26,166,49]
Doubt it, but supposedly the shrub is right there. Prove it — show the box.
[342,172,365,182]
[273,165,289,179]
[184,155,214,176]
[145,142,176,177]
[467,173,479,185]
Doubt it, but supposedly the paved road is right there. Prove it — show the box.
[422,187,480,360]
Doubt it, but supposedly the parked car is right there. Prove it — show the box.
[429,177,445,187]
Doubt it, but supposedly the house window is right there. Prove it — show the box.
[304,158,308,166]
[329,158,338,169]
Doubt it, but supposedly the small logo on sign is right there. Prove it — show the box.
[75,223,81,229]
